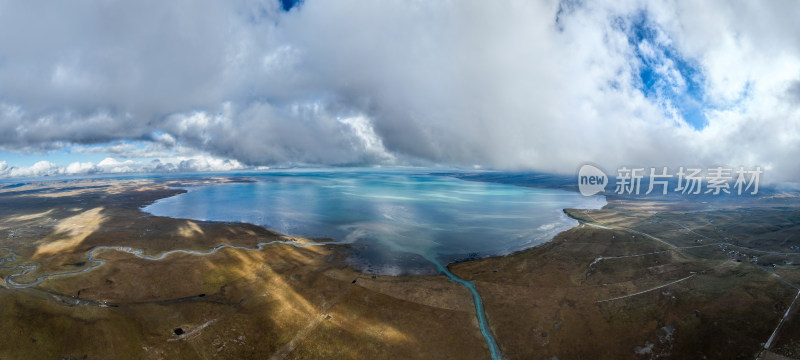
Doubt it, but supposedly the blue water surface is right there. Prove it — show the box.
[143,170,605,274]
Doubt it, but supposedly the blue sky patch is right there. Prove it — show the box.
[280,0,302,12]
[626,13,708,130]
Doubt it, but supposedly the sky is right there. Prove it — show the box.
[0,0,799,182]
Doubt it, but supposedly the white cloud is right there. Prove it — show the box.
[65,161,97,175]
[96,158,138,173]
[338,115,395,163]
[0,160,63,178]
[0,155,246,178]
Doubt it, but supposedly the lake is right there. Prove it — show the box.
[143,170,606,274]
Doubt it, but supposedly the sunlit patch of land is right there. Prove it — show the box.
[33,207,106,258]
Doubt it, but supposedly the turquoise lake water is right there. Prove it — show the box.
[143,171,605,274]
